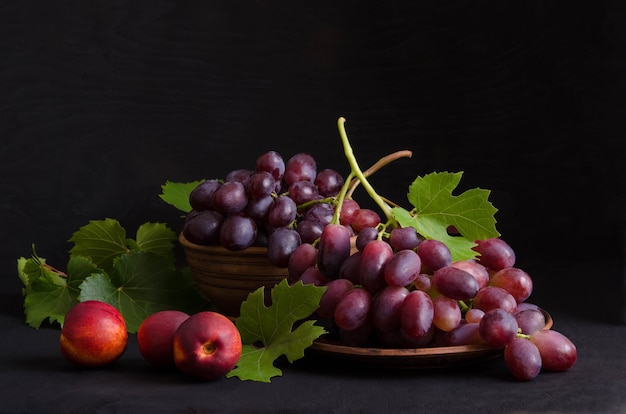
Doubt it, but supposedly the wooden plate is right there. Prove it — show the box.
[308,309,553,369]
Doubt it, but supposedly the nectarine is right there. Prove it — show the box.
[137,310,190,368]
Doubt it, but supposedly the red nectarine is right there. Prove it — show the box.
[137,310,190,368]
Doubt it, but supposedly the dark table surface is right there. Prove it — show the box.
[2,283,625,414]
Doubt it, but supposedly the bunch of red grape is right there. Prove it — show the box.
[183,149,576,381]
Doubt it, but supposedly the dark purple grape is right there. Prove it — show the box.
[247,171,276,200]
[355,227,378,251]
[268,195,297,228]
[432,265,479,301]
[317,224,351,279]
[478,308,519,348]
[334,287,372,331]
[299,266,329,286]
[287,243,318,281]
[245,195,273,220]
[472,237,516,271]
[256,150,285,182]
[371,285,409,332]
[505,337,542,381]
[189,179,221,211]
[401,290,434,338]
[219,214,257,251]
[303,202,334,225]
[337,252,362,284]
[211,181,248,215]
[267,227,301,268]
[225,169,253,185]
[383,249,421,287]
[182,210,224,245]
[417,239,452,274]
[389,226,422,251]
[530,330,577,371]
[284,153,317,185]
[515,308,546,335]
[317,278,354,319]
[359,239,394,293]
[295,220,324,244]
[339,199,360,226]
[288,181,320,205]
[314,169,344,197]
[443,322,485,346]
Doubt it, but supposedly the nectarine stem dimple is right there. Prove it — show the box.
[203,343,216,355]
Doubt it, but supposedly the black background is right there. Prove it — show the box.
[1,1,625,321]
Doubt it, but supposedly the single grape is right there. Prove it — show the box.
[339,199,360,226]
[432,265,479,301]
[225,168,253,185]
[530,329,577,371]
[267,227,301,268]
[268,195,297,228]
[417,239,452,273]
[245,194,273,220]
[314,168,344,197]
[450,260,490,289]
[478,308,519,348]
[413,273,432,293]
[334,287,373,331]
[383,249,421,287]
[355,226,378,251]
[472,238,516,271]
[351,209,381,233]
[489,267,533,303]
[359,239,394,293]
[295,220,324,244]
[432,296,462,332]
[504,337,542,381]
[189,179,221,211]
[388,226,422,251]
[515,308,546,335]
[317,224,352,278]
[211,181,248,215]
[287,243,318,281]
[247,171,276,200]
[371,285,410,332]
[219,214,257,251]
[284,153,317,185]
[473,286,518,313]
[337,251,362,284]
[465,308,485,323]
[288,180,320,205]
[303,202,334,225]
[255,150,285,182]
[443,322,485,346]
[400,290,434,338]
[317,278,354,319]
[182,209,224,245]
[398,325,435,348]
[299,265,329,286]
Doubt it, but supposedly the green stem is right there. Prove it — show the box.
[330,171,355,225]
[337,117,393,221]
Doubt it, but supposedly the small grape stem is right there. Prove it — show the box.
[330,171,356,224]
[337,117,396,222]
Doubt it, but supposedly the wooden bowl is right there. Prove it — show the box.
[179,233,288,317]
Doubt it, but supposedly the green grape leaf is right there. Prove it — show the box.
[392,171,499,261]
[20,255,103,328]
[135,222,177,262]
[227,280,327,383]
[78,251,209,333]
[68,218,129,274]
[159,180,204,213]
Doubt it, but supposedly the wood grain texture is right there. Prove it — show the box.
[1,1,624,318]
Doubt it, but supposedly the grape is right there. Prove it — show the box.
[417,239,452,273]
[268,195,297,228]
[489,267,533,303]
[295,220,324,244]
[287,243,318,281]
[504,337,542,380]
[334,287,372,331]
[219,214,257,251]
[515,308,546,335]
[189,179,221,211]
[389,226,422,251]
[355,226,378,251]
[182,210,224,245]
[303,202,334,225]
[255,150,285,182]
[339,199,360,226]
[530,330,577,371]
[443,322,484,346]
[432,265,479,301]
[225,168,253,185]
[288,180,320,205]
[337,251,362,284]
[450,260,489,289]
[284,153,317,185]
[317,224,352,278]
[472,238,516,271]
[432,296,461,332]
[317,278,354,319]
[267,227,301,267]
[400,290,434,338]
[359,239,394,293]
[299,266,329,286]
[413,273,432,293]
[211,181,248,215]
[478,308,519,348]
[473,286,518,313]
[314,168,344,197]
[245,195,273,220]
[247,171,276,200]
[351,208,381,233]
[383,249,421,287]
[465,308,485,323]
[398,325,435,348]
[371,285,410,332]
